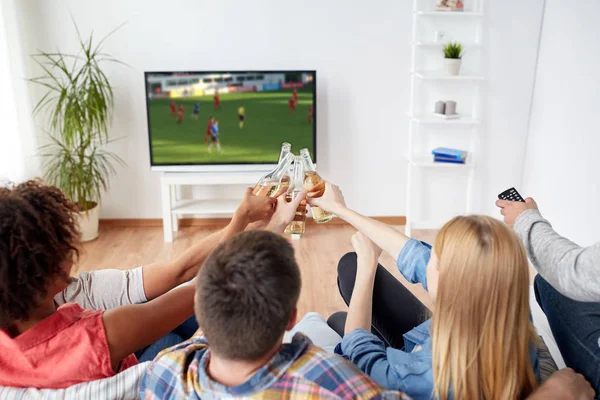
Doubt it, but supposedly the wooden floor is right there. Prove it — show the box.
[77,224,437,318]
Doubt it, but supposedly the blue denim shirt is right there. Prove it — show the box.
[335,239,540,400]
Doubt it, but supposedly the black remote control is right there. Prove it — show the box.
[498,187,525,202]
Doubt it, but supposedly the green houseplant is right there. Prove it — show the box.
[30,27,124,241]
[442,42,463,76]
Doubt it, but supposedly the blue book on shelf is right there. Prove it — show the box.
[431,147,468,160]
[434,155,465,164]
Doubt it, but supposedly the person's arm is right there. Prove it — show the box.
[141,187,277,300]
[102,280,196,372]
[338,329,430,394]
[308,182,431,292]
[55,268,147,310]
[527,368,595,400]
[307,182,411,260]
[497,198,600,302]
[344,232,381,334]
[140,230,225,301]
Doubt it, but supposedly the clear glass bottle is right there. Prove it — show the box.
[284,156,307,235]
[278,142,292,191]
[299,148,333,223]
[252,152,294,197]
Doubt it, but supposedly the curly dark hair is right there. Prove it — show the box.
[0,180,80,328]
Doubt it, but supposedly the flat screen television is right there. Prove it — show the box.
[145,70,316,172]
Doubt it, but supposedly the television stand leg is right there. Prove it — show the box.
[171,185,179,233]
[161,182,174,242]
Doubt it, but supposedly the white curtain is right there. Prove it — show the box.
[0,0,39,184]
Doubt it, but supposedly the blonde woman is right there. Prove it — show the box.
[308,182,540,399]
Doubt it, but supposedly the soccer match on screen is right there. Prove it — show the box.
[145,71,315,165]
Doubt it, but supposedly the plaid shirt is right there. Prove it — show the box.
[140,332,410,399]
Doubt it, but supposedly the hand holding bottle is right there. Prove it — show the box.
[307,181,347,214]
[235,187,277,225]
[267,190,308,233]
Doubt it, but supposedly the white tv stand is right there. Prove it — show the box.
[160,172,263,242]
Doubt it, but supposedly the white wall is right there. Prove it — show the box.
[522,0,600,246]
[479,0,544,217]
[11,0,544,220]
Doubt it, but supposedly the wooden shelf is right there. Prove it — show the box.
[415,11,483,17]
[409,158,476,169]
[413,41,481,49]
[172,199,240,215]
[408,113,480,125]
[413,70,484,81]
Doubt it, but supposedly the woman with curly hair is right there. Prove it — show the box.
[0,180,299,389]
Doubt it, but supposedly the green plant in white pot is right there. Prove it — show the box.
[443,42,463,76]
[30,29,124,241]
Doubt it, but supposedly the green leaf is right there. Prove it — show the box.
[443,42,463,59]
[29,19,126,206]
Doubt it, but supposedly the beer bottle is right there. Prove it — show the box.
[299,148,333,223]
[284,156,308,235]
[252,151,294,197]
[278,142,292,191]
[252,153,294,197]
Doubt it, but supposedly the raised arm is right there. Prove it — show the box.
[344,232,382,334]
[307,182,411,261]
[102,280,196,372]
[140,188,277,300]
[497,198,600,302]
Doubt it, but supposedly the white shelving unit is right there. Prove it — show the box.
[160,172,262,242]
[405,0,484,236]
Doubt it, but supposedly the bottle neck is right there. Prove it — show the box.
[300,152,316,173]
[266,152,294,181]
[278,147,291,163]
[291,157,304,191]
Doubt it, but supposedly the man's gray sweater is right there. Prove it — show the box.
[514,209,600,302]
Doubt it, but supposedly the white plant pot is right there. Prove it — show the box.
[77,204,99,242]
[444,58,462,76]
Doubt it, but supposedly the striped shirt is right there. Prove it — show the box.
[140,332,409,399]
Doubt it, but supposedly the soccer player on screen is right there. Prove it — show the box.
[192,103,200,120]
[170,101,176,118]
[288,96,296,113]
[207,120,222,154]
[308,104,314,124]
[204,116,214,143]
[177,105,184,124]
[293,88,298,101]
[238,104,245,129]
[214,91,221,110]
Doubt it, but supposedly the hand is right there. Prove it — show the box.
[351,231,382,269]
[306,181,346,214]
[266,191,308,233]
[528,368,595,400]
[235,188,277,225]
[495,197,538,226]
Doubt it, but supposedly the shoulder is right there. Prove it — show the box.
[286,343,389,398]
[57,303,101,321]
[141,336,209,397]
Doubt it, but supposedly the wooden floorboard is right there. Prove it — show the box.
[77,224,437,319]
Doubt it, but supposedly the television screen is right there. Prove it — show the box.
[144,70,316,171]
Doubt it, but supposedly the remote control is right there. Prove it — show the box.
[498,187,525,202]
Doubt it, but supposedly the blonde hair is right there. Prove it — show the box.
[431,215,537,400]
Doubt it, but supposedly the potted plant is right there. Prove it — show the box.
[30,28,124,241]
[443,42,463,76]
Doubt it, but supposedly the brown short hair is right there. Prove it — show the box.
[195,230,301,361]
[0,180,79,328]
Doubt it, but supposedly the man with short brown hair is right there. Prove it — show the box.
[140,230,407,399]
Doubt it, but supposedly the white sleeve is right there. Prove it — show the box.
[54,266,148,310]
